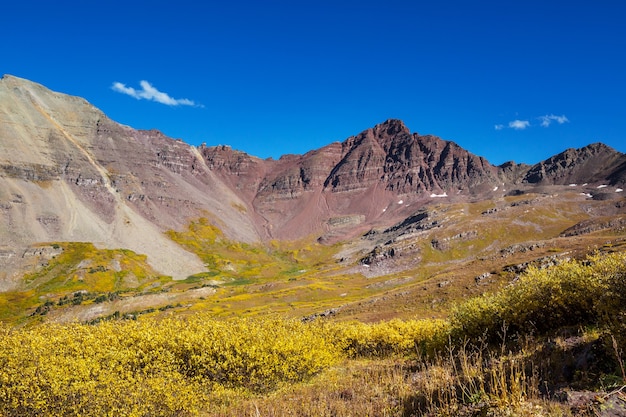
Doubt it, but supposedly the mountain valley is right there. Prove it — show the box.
[0,74,625,325]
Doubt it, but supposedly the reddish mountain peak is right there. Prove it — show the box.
[371,119,411,138]
[323,119,500,196]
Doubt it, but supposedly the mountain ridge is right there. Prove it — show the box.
[1,74,625,282]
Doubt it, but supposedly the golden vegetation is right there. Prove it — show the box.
[1,251,625,416]
[450,251,626,342]
[0,316,338,416]
[5,196,609,324]
[0,242,169,324]
[165,218,339,282]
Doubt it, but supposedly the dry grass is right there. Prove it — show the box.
[200,348,580,417]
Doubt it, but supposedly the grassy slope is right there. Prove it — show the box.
[0,242,170,324]
[1,190,625,416]
[5,191,625,325]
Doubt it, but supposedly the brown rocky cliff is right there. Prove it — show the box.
[198,144,270,203]
[202,119,506,240]
[256,142,344,200]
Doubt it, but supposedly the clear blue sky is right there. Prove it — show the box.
[3,0,625,165]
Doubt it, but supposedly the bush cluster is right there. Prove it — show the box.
[328,318,450,358]
[0,316,339,416]
[450,252,626,342]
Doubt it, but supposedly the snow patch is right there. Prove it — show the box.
[493,186,498,191]
[569,184,577,187]
[581,193,593,198]
[397,200,403,205]
[597,184,608,189]
[617,188,623,193]
[430,192,448,198]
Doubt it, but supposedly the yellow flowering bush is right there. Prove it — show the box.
[161,315,339,391]
[328,318,450,358]
[1,251,625,415]
[451,252,626,342]
[0,315,340,416]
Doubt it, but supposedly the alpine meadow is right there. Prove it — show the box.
[1,75,626,416]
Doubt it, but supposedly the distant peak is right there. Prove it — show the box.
[372,119,411,137]
[582,142,617,153]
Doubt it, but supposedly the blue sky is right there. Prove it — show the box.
[3,0,625,165]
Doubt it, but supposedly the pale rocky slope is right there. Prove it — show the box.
[0,75,258,281]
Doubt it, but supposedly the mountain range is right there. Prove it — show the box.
[1,74,625,310]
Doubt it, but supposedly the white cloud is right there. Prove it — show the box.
[112,80,199,107]
[496,114,569,131]
[509,120,530,130]
[539,114,569,127]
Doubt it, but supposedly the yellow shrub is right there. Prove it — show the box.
[0,321,204,416]
[328,318,450,358]
[161,315,340,391]
[0,314,344,416]
[451,252,626,342]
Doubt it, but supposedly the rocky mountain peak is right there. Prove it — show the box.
[371,119,411,139]
[323,120,500,196]
[0,76,263,280]
[523,143,626,185]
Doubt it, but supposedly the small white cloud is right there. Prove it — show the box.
[496,113,568,131]
[112,80,200,107]
[539,114,569,127]
[509,120,530,130]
